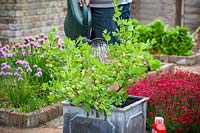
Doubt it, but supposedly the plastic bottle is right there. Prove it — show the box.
[152,117,166,133]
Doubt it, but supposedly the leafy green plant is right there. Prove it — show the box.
[43,3,161,114]
[0,27,65,112]
[114,17,195,56]
[161,26,194,56]
[44,35,160,114]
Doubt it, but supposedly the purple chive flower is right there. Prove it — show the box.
[21,50,26,56]
[18,45,23,51]
[8,52,14,57]
[27,67,32,73]
[30,42,36,47]
[40,54,45,58]
[0,72,5,76]
[38,39,44,45]
[16,60,29,67]
[14,72,20,77]
[18,77,23,81]
[39,33,45,38]
[44,36,48,40]
[33,64,38,68]
[37,67,42,72]
[5,45,10,50]
[29,36,34,42]
[15,43,20,48]
[24,37,29,44]
[1,62,7,67]
[35,71,42,77]
[35,36,39,40]
[28,49,32,55]
[12,46,16,50]
[9,41,14,45]
[1,64,11,71]
[17,67,23,74]
[2,47,7,52]
[16,60,21,65]
[5,72,13,76]
[0,49,4,57]
[0,71,12,76]
[23,45,27,49]
[22,61,29,67]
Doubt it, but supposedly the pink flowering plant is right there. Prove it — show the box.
[127,70,200,133]
[0,27,65,112]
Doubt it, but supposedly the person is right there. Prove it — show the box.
[79,0,132,44]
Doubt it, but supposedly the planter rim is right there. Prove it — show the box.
[61,95,149,112]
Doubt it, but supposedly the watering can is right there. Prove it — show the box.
[64,0,92,40]
[64,0,108,62]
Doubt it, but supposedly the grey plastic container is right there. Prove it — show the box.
[62,96,149,133]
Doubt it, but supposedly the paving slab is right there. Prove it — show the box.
[0,127,62,133]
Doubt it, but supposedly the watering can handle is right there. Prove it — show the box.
[82,0,88,26]
[82,0,90,38]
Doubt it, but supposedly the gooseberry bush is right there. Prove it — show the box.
[127,70,200,133]
[43,32,161,115]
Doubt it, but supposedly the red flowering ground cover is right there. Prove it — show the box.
[127,70,200,133]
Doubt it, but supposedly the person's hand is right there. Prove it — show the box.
[78,0,90,6]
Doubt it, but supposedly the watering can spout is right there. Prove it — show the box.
[64,0,92,40]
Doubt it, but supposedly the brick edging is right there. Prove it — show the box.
[147,63,175,78]
[153,53,200,66]
[0,103,63,128]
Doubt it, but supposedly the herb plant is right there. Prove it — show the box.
[0,27,65,112]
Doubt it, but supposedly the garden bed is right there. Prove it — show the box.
[0,103,62,128]
[0,63,173,129]
[153,53,200,66]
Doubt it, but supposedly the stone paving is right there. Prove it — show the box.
[1,64,200,133]
[0,116,63,133]
[0,127,62,133]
